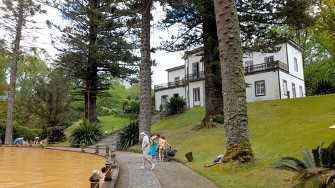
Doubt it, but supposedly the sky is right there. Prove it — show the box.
[5,2,186,86]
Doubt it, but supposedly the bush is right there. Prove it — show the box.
[70,121,104,147]
[117,121,139,150]
[166,96,186,115]
[44,126,66,144]
[123,98,140,115]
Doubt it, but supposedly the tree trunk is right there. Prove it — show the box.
[214,0,254,163]
[84,79,97,123]
[200,0,223,128]
[85,0,99,123]
[139,0,153,136]
[5,1,24,144]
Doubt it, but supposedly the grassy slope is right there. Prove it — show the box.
[50,115,131,147]
[65,115,130,136]
[152,94,335,188]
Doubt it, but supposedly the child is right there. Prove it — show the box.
[158,136,169,161]
[149,135,159,160]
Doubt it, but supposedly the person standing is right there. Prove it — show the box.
[140,132,155,170]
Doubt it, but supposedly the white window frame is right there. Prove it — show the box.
[255,80,266,97]
[283,80,288,96]
[292,83,297,98]
[294,57,299,72]
[264,56,274,63]
[193,88,200,102]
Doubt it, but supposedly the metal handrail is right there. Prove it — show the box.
[244,61,288,75]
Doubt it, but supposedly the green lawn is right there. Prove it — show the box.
[66,115,130,136]
[152,94,335,188]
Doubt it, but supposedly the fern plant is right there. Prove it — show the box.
[274,141,335,188]
[70,121,104,147]
[117,121,139,150]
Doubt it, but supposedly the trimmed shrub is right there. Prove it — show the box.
[70,121,104,147]
[45,126,66,144]
[117,121,139,150]
[166,96,186,115]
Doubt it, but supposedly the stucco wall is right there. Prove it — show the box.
[245,71,280,102]
[168,68,185,83]
[243,43,288,66]
[154,87,186,111]
[279,71,306,99]
[286,43,304,80]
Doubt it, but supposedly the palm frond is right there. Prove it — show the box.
[302,150,317,168]
[274,157,306,172]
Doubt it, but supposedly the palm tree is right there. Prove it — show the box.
[139,0,153,136]
[213,0,254,162]
[274,142,335,188]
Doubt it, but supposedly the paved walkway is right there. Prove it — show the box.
[115,152,218,188]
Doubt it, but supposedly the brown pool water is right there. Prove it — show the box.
[0,147,105,188]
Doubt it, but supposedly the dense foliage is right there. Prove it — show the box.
[274,141,335,188]
[118,121,139,150]
[70,121,104,147]
[166,96,186,115]
[44,126,66,144]
[305,58,335,95]
[0,124,41,143]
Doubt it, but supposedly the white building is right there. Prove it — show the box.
[154,41,306,111]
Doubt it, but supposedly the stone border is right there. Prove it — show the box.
[0,145,120,188]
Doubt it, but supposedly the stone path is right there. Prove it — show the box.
[115,152,161,188]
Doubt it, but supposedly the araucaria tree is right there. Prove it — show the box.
[214,0,254,163]
[0,0,45,144]
[139,0,153,135]
[56,0,137,123]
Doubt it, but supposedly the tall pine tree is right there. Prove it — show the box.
[55,0,138,123]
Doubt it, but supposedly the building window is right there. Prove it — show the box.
[173,93,179,98]
[192,62,200,75]
[245,60,253,67]
[255,80,266,96]
[299,86,304,97]
[193,88,200,102]
[294,57,298,72]
[161,95,168,111]
[283,80,288,96]
[292,83,296,98]
[264,56,274,63]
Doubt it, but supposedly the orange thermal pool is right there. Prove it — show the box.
[0,147,104,188]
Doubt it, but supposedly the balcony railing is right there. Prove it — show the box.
[186,71,205,82]
[154,79,186,91]
[154,62,289,91]
[244,61,289,75]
